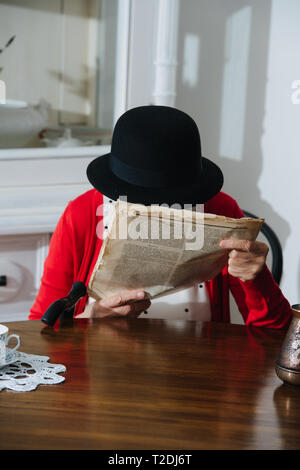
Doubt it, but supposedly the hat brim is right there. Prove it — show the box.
[87,154,223,206]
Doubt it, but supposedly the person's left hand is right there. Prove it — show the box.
[219,239,269,282]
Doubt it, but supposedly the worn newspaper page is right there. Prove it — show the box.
[88,199,264,301]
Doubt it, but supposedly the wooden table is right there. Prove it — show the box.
[0,318,299,450]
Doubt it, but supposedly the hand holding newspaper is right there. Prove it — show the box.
[88,200,264,301]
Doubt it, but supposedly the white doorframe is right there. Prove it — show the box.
[114,0,132,123]
[153,0,180,106]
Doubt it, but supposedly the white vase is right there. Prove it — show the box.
[0,99,49,148]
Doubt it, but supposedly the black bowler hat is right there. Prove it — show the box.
[87,105,223,206]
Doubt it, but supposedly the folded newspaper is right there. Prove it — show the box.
[88,199,264,301]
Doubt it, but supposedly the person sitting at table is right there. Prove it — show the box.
[29,105,292,328]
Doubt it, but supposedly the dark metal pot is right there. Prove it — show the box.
[275,304,300,386]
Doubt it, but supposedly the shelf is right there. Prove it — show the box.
[0,145,110,161]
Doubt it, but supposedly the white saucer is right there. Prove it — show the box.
[0,349,21,368]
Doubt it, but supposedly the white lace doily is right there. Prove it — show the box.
[0,349,66,392]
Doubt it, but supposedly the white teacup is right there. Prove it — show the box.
[0,324,21,365]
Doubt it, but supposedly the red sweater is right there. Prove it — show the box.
[29,189,292,328]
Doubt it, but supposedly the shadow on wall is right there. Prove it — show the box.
[175,0,290,255]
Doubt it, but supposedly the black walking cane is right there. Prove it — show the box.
[41,282,87,327]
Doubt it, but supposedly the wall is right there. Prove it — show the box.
[175,0,300,307]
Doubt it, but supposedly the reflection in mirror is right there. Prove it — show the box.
[0,0,118,149]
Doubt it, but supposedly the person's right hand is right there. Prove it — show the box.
[76,289,151,319]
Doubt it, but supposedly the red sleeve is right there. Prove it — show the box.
[29,203,75,320]
[228,200,292,328]
[229,265,292,328]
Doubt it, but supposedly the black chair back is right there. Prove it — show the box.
[243,210,283,285]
